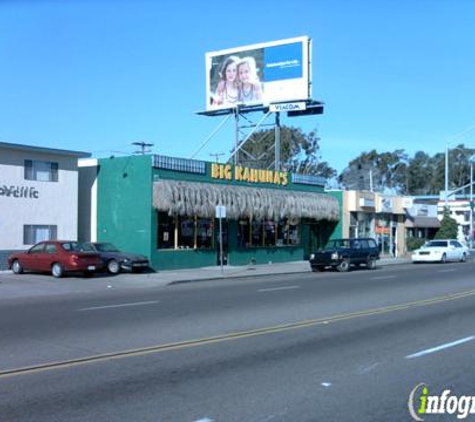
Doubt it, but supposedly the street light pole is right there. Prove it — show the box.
[444,122,475,211]
[445,141,449,210]
[470,161,474,249]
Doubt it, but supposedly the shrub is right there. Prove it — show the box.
[406,237,426,251]
[434,209,458,239]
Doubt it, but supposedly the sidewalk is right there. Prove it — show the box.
[152,255,413,286]
[0,256,413,295]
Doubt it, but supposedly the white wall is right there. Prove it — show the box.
[78,159,98,242]
[0,147,80,250]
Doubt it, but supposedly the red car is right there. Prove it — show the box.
[8,241,102,278]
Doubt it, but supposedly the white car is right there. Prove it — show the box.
[412,239,469,263]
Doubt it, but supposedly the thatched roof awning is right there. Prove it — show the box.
[153,180,339,221]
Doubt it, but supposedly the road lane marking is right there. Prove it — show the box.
[357,362,379,374]
[370,275,397,280]
[406,336,475,359]
[2,288,475,379]
[438,269,456,273]
[258,285,300,293]
[79,300,160,311]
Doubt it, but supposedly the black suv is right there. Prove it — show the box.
[309,238,380,272]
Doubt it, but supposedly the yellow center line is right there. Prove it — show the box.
[2,288,475,379]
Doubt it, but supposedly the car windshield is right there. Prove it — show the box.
[94,243,120,252]
[61,242,96,252]
[324,240,350,250]
[425,241,448,248]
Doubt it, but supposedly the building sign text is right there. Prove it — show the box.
[211,163,288,186]
[0,184,39,199]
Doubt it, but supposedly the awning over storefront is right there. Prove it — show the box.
[153,180,339,221]
[406,216,440,228]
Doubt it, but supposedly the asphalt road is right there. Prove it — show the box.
[1,262,475,421]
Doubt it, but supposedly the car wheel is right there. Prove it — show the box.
[461,253,467,262]
[337,260,350,272]
[367,258,377,270]
[12,260,24,274]
[51,262,64,278]
[107,259,120,275]
[440,253,447,264]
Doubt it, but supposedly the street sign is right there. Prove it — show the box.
[215,205,226,219]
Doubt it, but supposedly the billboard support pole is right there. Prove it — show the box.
[190,114,232,159]
[275,112,281,171]
[234,107,240,165]
[228,110,272,164]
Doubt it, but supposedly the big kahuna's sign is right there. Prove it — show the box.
[211,163,288,186]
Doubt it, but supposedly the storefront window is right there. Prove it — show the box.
[277,218,301,246]
[237,219,250,248]
[197,218,213,249]
[158,212,174,249]
[264,219,276,246]
[239,218,301,248]
[178,217,195,249]
[287,222,300,245]
[251,219,263,246]
[158,213,214,250]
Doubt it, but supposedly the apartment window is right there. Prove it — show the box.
[24,160,58,182]
[23,225,57,245]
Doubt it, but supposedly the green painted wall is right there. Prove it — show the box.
[328,190,344,240]
[97,155,153,258]
[150,249,216,270]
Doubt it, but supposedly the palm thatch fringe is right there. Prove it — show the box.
[153,180,339,221]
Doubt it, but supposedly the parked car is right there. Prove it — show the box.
[412,239,469,263]
[8,241,102,278]
[86,242,150,274]
[309,238,380,272]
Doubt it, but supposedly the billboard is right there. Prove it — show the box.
[205,36,311,111]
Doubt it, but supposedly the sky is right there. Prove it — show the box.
[1,0,475,173]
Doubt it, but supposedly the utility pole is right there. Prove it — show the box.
[210,152,225,163]
[132,142,154,155]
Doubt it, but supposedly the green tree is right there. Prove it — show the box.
[237,126,337,179]
[406,151,434,195]
[338,149,408,193]
[434,209,458,239]
[406,144,475,195]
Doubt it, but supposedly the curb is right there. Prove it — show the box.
[167,259,413,285]
[168,269,308,286]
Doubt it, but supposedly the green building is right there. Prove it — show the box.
[79,154,340,271]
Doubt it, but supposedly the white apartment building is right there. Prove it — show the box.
[0,141,90,268]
